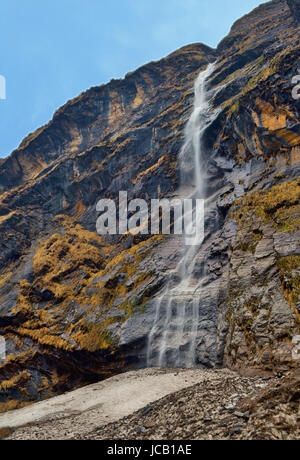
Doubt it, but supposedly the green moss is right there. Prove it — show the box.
[120,297,146,319]
[237,240,258,254]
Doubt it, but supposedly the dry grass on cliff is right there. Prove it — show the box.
[233,179,300,232]
[11,213,162,353]
[233,180,300,325]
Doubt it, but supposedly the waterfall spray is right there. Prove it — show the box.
[147,63,219,368]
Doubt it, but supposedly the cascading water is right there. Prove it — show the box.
[147,63,219,368]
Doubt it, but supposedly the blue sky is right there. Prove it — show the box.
[0,0,268,158]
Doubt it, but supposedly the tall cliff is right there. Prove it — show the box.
[0,0,299,412]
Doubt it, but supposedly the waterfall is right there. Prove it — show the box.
[147,63,219,368]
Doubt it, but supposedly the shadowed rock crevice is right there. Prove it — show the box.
[287,0,300,23]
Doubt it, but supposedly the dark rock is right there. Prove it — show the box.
[136,426,147,434]
[231,424,244,435]
[141,406,153,416]
[203,418,212,423]
[38,288,56,302]
[225,405,235,412]
[287,0,300,23]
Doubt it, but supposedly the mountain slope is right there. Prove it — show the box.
[0,0,299,412]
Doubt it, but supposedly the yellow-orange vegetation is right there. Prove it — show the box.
[11,213,163,353]
[0,371,30,392]
[234,179,300,232]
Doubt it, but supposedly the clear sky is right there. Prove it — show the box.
[0,0,268,158]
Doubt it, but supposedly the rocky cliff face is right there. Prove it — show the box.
[0,0,299,412]
[287,0,300,22]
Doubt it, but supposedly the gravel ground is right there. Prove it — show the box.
[79,370,300,441]
[3,368,300,440]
